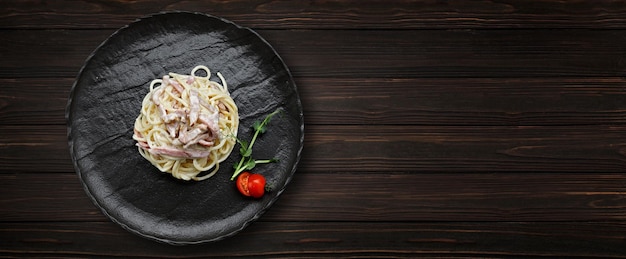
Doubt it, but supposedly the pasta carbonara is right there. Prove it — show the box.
[132,65,238,181]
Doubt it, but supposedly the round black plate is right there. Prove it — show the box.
[66,11,303,245]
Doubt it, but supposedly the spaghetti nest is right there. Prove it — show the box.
[132,66,239,181]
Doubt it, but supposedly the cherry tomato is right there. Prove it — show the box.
[236,172,266,198]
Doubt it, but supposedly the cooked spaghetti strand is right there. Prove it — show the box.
[133,66,238,181]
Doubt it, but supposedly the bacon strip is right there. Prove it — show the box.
[188,88,200,126]
[144,75,223,159]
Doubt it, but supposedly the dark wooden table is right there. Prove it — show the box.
[2,1,626,257]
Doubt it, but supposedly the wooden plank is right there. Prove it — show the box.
[301,125,626,172]
[2,124,626,173]
[265,29,626,78]
[268,172,626,222]
[2,29,626,78]
[0,30,110,78]
[0,126,72,173]
[0,173,106,222]
[0,78,72,125]
[300,77,626,126]
[2,0,626,29]
[4,77,626,126]
[1,221,625,257]
[2,172,625,222]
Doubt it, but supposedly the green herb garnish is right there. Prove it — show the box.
[231,109,280,180]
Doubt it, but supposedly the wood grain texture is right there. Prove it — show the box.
[2,124,626,173]
[2,0,626,29]
[301,125,626,172]
[0,78,71,125]
[0,126,71,173]
[2,173,625,223]
[299,77,626,126]
[1,222,625,257]
[2,29,626,78]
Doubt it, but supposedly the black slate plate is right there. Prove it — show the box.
[66,11,303,245]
